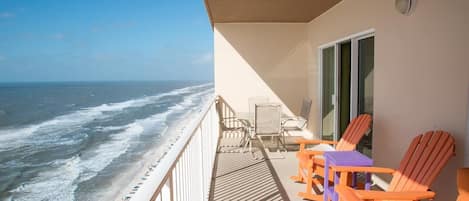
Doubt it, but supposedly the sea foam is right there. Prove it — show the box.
[0,83,212,152]
[6,83,214,201]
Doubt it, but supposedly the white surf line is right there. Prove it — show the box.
[0,83,213,152]
[7,86,214,201]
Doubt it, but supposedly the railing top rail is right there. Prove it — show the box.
[129,95,217,201]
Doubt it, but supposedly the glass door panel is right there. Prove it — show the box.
[338,42,351,137]
[321,46,336,141]
[357,36,374,156]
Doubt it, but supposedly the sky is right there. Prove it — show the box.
[0,0,214,82]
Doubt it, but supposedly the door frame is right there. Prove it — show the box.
[318,29,375,141]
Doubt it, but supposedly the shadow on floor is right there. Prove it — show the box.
[210,134,290,201]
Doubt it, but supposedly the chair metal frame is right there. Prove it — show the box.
[283,97,312,130]
[254,103,286,151]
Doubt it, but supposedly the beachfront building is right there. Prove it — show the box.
[129,1,468,201]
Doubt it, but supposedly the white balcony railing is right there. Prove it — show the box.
[129,96,220,201]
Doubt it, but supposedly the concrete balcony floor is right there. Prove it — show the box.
[209,130,308,201]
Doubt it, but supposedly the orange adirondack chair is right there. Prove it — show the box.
[290,114,372,200]
[458,168,469,201]
[332,130,455,201]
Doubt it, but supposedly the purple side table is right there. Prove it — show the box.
[323,151,373,201]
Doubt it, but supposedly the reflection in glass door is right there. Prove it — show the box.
[356,36,374,156]
[321,46,336,141]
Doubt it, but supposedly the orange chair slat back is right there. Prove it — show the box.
[388,130,455,192]
[336,114,372,151]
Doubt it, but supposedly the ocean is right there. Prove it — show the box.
[0,81,214,201]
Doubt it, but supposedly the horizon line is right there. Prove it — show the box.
[0,79,214,84]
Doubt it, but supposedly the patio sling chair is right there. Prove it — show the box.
[216,96,246,132]
[244,103,285,153]
[290,114,372,200]
[241,96,270,140]
[333,130,455,201]
[215,97,251,152]
[283,97,312,131]
[248,96,269,116]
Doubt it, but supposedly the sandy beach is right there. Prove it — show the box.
[112,111,200,201]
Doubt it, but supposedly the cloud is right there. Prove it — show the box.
[52,33,65,40]
[0,12,15,19]
[192,52,213,65]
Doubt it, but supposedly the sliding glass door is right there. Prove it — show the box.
[321,46,336,141]
[320,33,374,157]
[338,42,351,137]
[356,36,374,156]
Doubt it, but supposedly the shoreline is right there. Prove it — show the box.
[112,111,199,201]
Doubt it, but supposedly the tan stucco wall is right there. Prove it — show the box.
[214,23,311,136]
[306,0,469,200]
[213,1,468,199]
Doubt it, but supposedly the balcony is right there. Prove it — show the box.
[122,96,315,201]
[125,1,468,200]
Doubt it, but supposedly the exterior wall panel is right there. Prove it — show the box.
[214,23,311,136]
[306,0,469,199]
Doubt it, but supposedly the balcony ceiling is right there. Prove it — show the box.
[204,0,342,25]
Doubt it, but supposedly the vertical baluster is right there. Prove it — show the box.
[213,105,216,166]
[206,108,210,200]
[193,130,198,200]
[172,168,177,201]
[186,142,191,201]
[213,104,218,162]
[199,124,204,200]
[169,172,174,201]
[182,152,187,201]
[206,110,210,200]
[205,110,208,200]
[202,112,208,200]
[193,130,197,199]
[191,134,196,200]
[202,121,207,200]
[196,132,200,199]
[176,162,182,201]
[187,137,192,201]
[184,142,189,201]
[159,182,164,201]
[161,186,164,201]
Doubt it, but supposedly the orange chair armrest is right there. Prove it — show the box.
[354,189,435,200]
[335,186,363,201]
[296,138,338,145]
[300,150,325,156]
[330,166,395,174]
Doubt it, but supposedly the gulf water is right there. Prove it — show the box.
[0,81,214,201]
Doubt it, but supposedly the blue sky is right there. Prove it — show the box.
[0,0,213,82]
